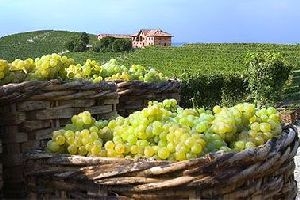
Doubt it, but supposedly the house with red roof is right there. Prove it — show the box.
[97,29,172,48]
[131,29,172,48]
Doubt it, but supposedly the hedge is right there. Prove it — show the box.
[179,52,292,109]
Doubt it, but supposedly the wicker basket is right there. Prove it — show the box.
[116,80,180,117]
[279,108,300,124]
[24,125,299,200]
[0,79,118,198]
[0,138,2,198]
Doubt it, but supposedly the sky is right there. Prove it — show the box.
[0,0,299,43]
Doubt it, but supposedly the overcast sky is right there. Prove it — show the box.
[0,0,299,43]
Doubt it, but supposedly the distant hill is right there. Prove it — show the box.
[0,30,98,61]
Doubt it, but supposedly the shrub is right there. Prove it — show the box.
[64,32,89,52]
[245,52,292,107]
[65,40,75,52]
[180,72,248,109]
[112,39,132,52]
[93,37,132,52]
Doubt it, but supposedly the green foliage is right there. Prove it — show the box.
[80,32,89,45]
[93,37,132,52]
[65,32,90,52]
[121,44,300,77]
[180,72,248,109]
[246,52,292,107]
[92,36,115,52]
[112,39,132,52]
[65,40,75,52]
[221,74,249,107]
[73,40,87,52]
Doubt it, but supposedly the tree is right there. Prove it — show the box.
[112,39,132,52]
[80,32,89,46]
[64,32,90,52]
[64,40,75,52]
[92,37,132,52]
[92,36,115,52]
[73,41,86,52]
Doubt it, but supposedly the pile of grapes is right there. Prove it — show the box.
[0,54,167,85]
[47,99,282,161]
[65,59,167,83]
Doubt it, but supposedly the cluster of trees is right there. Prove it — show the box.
[65,32,90,52]
[65,33,132,53]
[92,37,132,52]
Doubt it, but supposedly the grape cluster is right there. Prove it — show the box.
[11,58,35,74]
[0,59,9,79]
[65,59,167,83]
[0,55,168,85]
[34,53,75,80]
[47,111,111,156]
[47,99,283,161]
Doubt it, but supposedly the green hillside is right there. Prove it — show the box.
[0,30,98,61]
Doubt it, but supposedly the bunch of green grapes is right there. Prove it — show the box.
[65,64,83,79]
[0,59,27,84]
[102,100,208,160]
[101,60,167,82]
[11,58,35,74]
[47,100,283,161]
[232,106,281,151]
[63,58,168,83]
[0,59,9,80]
[247,107,281,145]
[101,59,128,78]
[143,68,167,82]
[211,106,238,143]
[65,59,104,81]
[1,55,169,84]
[33,53,75,80]
[47,111,111,156]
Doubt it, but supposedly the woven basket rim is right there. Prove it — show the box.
[115,79,180,83]
[0,79,118,105]
[0,79,117,87]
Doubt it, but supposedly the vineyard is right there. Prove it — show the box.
[67,43,300,76]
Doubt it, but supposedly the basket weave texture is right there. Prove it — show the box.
[0,138,2,197]
[0,80,118,198]
[279,108,300,124]
[116,80,180,117]
[25,126,299,200]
